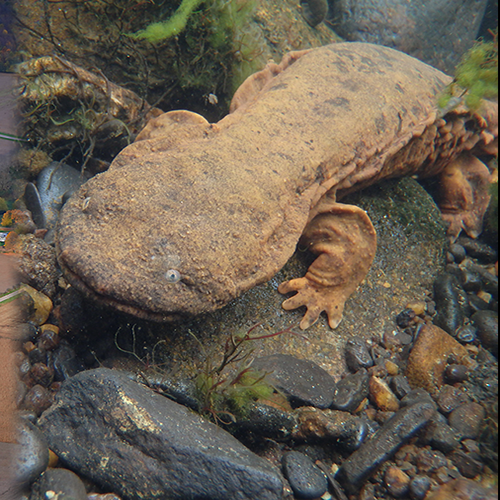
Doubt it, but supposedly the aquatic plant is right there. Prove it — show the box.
[129,0,265,93]
[439,30,498,111]
[130,0,204,43]
[193,323,298,424]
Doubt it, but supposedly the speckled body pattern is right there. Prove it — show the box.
[56,43,497,327]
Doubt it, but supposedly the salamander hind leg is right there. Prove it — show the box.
[278,202,377,330]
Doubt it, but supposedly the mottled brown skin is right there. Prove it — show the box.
[56,43,498,329]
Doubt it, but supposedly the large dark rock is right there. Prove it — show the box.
[328,0,489,73]
[37,368,283,500]
[336,402,436,493]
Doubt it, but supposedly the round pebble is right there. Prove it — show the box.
[282,451,328,499]
[38,327,60,351]
[472,310,498,355]
[16,418,49,485]
[444,364,468,383]
[448,402,486,439]
[331,369,369,412]
[345,337,373,372]
[409,475,431,499]
[30,468,88,500]
[456,324,477,343]
[22,384,53,416]
[384,465,410,497]
[448,243,466,263]
[390,375,412,400]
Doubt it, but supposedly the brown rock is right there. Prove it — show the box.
[406,324,475,395]
[426,477,498,500]
[384,466,410,498]
[369,376,400,412]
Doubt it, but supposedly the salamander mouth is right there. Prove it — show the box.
[58,255,186,322]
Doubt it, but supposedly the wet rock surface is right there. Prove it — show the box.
[282,451,328,499]
[335,402,436,493]
[37,368,284,500]
[16,418,49,486]
[252,354,337,409]
[30,468,88,500]
[327,0,490,73]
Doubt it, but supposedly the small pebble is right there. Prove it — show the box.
[369,376,399,412]
[448,243,466,263]
[282,451,328,499]
[28,363,55,388]
[19,284,53,326]
[345,337,373,372]
[400,388,436,408]
[456,324,477,343]
[457,237,498,263]
[436,385,470,414]
[448,449,483,478]
[16,418,49,485]
[22,384,53,416]
[396,308,416,328]
[37,327,60,351]
[30,468,88,500]
[384,360,399,376]
[472,310,498,355]
[444,364,468,383]
[405,301,426,316]
[448,402,486,439]
[384,466,410,497]
[424,420,460,453]
[390,375,412,400]
[409,474,431,499]
[331,369,369,412]
[433,273,468,335]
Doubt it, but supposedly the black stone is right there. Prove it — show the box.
[345,337,373,372]
[457,324,478,343]
[457,237,498,263]
[390,375,412,400]
[395,308,416,328]
[472,310,498,356]
[409,475,431,500]
[433,273,468,335]
[30,468,87,500]
[426,421,460,454]
[16,418,49,486]
[52,341,85,381]
[335,402,436,494]
[331,369,369,413]
[228,401,297,441]
[400,389,436,409]
[38,368,283,500]
[252,354,336,409]
[462,261,498,298]
[448,450,483,478]
[449,243,466,263]
[282,451,328,499]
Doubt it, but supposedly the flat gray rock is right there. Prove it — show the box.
[37,368,283,500]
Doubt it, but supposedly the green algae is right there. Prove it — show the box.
[439,32,498,111]
[130,0,204,43]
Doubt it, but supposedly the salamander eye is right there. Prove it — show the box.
[165,269,181,283]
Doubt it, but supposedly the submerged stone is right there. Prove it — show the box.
[38,368,283,500]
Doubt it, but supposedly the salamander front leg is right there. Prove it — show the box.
[278,202,377,330]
